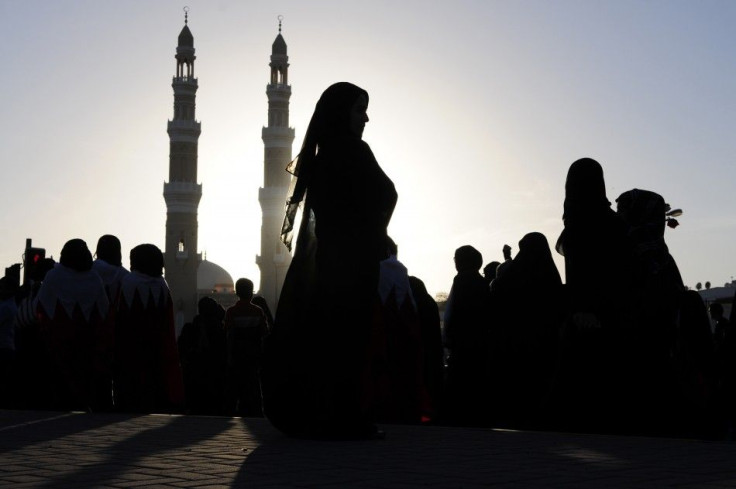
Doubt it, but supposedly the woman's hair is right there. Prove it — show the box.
[281,82,369,250]
[95,234,122,266]
[130,244,164,277]
[60,239,93,272]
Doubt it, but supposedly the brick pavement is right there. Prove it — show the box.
[2,409,736,488]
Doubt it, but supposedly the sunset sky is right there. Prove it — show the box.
[1,0,735,298]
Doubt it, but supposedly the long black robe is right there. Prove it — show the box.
[262,138,397,438]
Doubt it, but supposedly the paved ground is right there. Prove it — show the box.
[2,409,736,488]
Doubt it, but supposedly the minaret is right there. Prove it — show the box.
[163,8,202,331]
[257,16,295,311]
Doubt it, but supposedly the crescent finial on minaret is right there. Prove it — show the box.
[278,15,283,33]
[184,6,189,25]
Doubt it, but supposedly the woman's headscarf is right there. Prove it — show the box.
[454,245,483,273]
[60,239,93,272]
[280,82,369,251]
[95,234,122,267]
[556,157,613,255]
[562,158,610,225]
[130,244,164,277]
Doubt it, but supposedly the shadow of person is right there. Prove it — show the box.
[28,413,233,489]
[0,409,141,455]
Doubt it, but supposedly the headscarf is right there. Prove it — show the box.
[615,189,667,257]
[495,232,561,291]
[95,234,122,267]
[562,158,610,225]
[556,157,613,255]
[60,239,93,272]
[454,245,483,273]
[280,82,369,251]
[130,244,164,277]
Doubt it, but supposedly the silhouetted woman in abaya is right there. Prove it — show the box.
[262,82,397,439]
[489,232,564,429]
[552,158,637,434]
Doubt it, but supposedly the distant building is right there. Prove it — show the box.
[163,13,233,333]
[699,280,735,318]
[197,259,237,320]
[257,18,295,313]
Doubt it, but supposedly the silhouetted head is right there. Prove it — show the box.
[95,234,122,267]
[60,239,93,272]
[198,296,218,317]
[563,158,610,218]
[235,278,254,301]
[309,82,369,143]
[709,302,724,319]
[518,232,550,256]
[130,244,164,277]
[483,261,500,283]
[615,188,666,238]
[454,245,483,273]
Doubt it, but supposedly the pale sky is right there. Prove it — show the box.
[1,0,735,298]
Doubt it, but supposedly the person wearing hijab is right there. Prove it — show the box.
[615,188,693,435]
[489,232,564,429]
[36,239,110,411]
[92,234,129,304]
[262,82,397,439]
[114,244,184,413]
[552,158,638,434]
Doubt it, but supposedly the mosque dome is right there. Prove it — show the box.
[197,259,234,293]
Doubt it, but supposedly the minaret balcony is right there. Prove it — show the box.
[261,126,295,147]
[164,181,203,213]
[167,120,202,143]
[172,76,198,85]
[266,85,291,102]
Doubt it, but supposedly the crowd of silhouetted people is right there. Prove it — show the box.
[0,236,272,419]
[438,158,736,440]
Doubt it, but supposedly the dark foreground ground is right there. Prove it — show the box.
[2,409,736,488]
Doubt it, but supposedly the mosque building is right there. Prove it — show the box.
[163,12,293,331]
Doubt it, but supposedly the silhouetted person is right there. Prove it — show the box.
[252,294,274,331]
[408,275,444,423]
[92,234,129,303]
[482,261,500,288]
[178,296,226,415]
[36,239,110,411]
[672,290,718,438]
[615,188,686,435]
[262,82,396,439]
[489,232,564,429]
[711,303,729,348]
[552,158,637,434]
[14,257,55,409]
[371,237,426,424]
[714,298,736,439]
[114,244,184,413]
[442,245,491,426]
[0,272,19,408]
[224,279,268,416]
